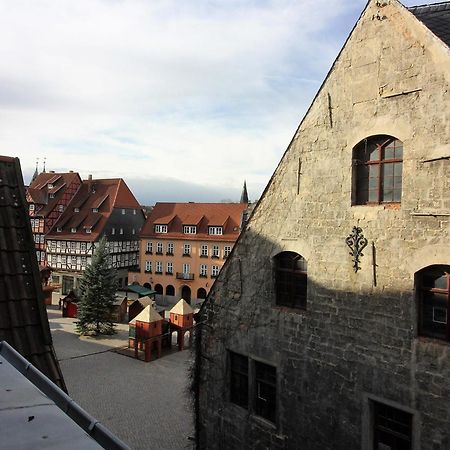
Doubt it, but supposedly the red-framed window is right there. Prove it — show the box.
[417,265,450,341]
[353,135,403,205]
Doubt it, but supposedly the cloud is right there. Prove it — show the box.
[4,0,437,203]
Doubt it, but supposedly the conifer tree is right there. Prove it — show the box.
[76,236,118,335]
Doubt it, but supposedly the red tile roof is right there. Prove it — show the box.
[27,171,82,217]
[140,202,248,241]
[47,178,140,241]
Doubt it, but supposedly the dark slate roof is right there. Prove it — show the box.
[409,2,450,47]
[0,156,66,391]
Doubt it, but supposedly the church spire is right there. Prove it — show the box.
[31,158,39,183]
[42,156,46,173]
[240,180,249,204]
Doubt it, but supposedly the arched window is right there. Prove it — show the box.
[274,252,307,310]
[182,285,192,303]
[143,282,151,289]
[417,265,450,341]
[197,288,207,299]
[154,284,163,295]
[353,135,403,205]
[166,285,175,296]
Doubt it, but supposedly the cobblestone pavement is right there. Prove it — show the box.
[47,307,194,450]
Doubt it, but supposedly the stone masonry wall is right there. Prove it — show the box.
[197,1,450,449]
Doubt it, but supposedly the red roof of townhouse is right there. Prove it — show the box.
[26,171,82,217]
[140,202,248,242]
[47,178,140,241]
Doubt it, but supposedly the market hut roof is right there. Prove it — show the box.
[129,305,162,325]
[170,299,194,316]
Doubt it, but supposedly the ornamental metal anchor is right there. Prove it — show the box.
[346,227,368,273]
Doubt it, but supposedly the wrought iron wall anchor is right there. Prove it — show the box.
[346,227,368,273]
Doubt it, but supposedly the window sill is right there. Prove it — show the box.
[144,270,152,274]
[155,252,163,255]
[199,274,207,278]
[250,413,277,431]
[210,275,217,279]
[211,255,220,259]
[416,335,450,346]
[351,202,400,209]
[155,271,163,275]
[182,254,191,257]
[165,272,173,276]
[166,252,174,256]
[200,255,208,258]
[145,251,153,255]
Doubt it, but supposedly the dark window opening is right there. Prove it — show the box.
[373,401,412,450]
[254,361,277,423]
[274,251,307,310]
[230,352,248,409]
[154,284,163,295]
[417,265,450,341]
[353,135,403,205]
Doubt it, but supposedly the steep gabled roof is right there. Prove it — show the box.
[0,156,66,391]
[409,2,450,47]
[47,178,140,241]
[140,202,248,241]
[26,171,81,217]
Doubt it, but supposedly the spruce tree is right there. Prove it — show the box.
[76,236,118,335]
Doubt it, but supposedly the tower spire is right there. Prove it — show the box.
[42,156,46,173]
[31,158,39,183]
[240,180,249,204]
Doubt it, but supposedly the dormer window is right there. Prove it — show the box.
[208,226,223,235]
[58,205,64,212]
[71,227,77,233]
[74,207,79,212]
[92,208,98,213]
[29,204,35,212]
[49,193,55,199]
[86,227,92,234]
[56,227,62,232]
[183,225,197,234]
[154,224,168,233]
[48,183,53,189]
[121,209,126,215]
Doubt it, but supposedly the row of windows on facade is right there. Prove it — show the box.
[276,251,450,342]
[56,226,137,234]
[229,351,413,448]
[154,224,224,235]
[29,204,139,215]
[47,240,139,253]
[144,261,220,277]
[50,253,137,269]
[145,242,231,258]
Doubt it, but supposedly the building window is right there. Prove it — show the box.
[167,262,173,274]
[224,245,232,258]
[166,242,174,255]
[372,401,412,450]
[156,242,163,254]
[132,228,135,235]
[200,264,207,277]
[86,227,92,234]
[145,261,152,273]
[183,244,191,256]
[121,208,126,215]
[74,207,79,212]
[119,228,124,235]
[212,245,220,258]
[211,265,220,278]
[208,226,223,235]
[200,244,208,257]
[48,183,54,189]
[183,263,190,274]
[417,265,450,341]
[111,228,115,235]
[29,204,35,212]
[133,209,136,215]
[154,224,168,233]
[353,135,403,205]
[274,251,307,310]
[92,208,98,213]
[80,242,86,252]
[71,227,76,233]
[183,225,197,234]
[146,242,153,254]
[228,353,276,424]
[156,261,162,274]
[230,352,248,409]
[58,205,64,212]
[49,193,54,199]
[57,227,62,232]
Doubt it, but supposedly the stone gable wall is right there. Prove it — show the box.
[197,1,450,449]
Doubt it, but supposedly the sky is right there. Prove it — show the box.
[0,0,442,205]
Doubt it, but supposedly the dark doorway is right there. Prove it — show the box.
[166,285,175,296]
[155,284,163,295]
[197,288,207,299]
[181,285,191,303]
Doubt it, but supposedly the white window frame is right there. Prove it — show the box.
[212,265,220,277]
[154,224,168,233]
[183,263,190,274]
[167,262,173,274]
[183,225,197,234]
[167,242,174,254]
[156,242,163,254]
[200,264,207,276]
[145,261,152,272]
[146,242,153,253]
[208,226,223,235]
[183,243,191,255]
[212,245,220,257]
[156,261,162,273]
[224,245,232,258]
[200,244,208,257]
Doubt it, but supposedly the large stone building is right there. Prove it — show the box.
[131,202,248,305]
[46,177,145,297]
[194,1,450,449]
